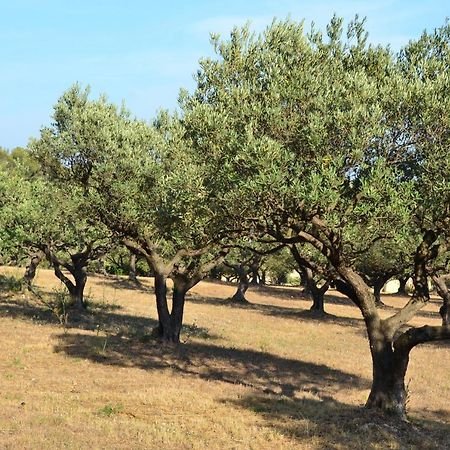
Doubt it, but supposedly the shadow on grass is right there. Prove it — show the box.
[52,331,369,399]
[0,294,217,342]
[187,294,364,329]
[95,275,153,293]
[0,292,369,400]
[228,394,450,449]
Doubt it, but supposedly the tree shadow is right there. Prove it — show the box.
[228,394,450,449]
[96,276,153,293]
[186,294,363,329]
[0,294,216,341]
[52,332,369,399]
[248,284,356,307]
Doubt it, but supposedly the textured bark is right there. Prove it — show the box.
[366,344,409,418]
[433,275,450,326]
[231,264,250,303]
[22,251,44,290]
[397,277,408,295]
[128,253,138,283]
[46,251,89,310]
[302,267,328,313]
[153,272,171,340]
[373,278,386,307]
[170,280,188,343]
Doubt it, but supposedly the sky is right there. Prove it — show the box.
[1,0,449,149]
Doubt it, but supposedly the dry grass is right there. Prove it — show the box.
[0,267,449,449]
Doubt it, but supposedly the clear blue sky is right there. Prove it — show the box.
[1,0,449,149]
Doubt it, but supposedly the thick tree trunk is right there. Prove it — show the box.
[152,274,189,344]
[170,281,188,343]
[397,277,408,295]
[153,272,172,340]
[70,267,87,309]
[22,251,44,290]
[231,265,249,303]
[366,339,409,419]
[51,259,88,310]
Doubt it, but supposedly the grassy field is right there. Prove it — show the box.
[0,267,449,449]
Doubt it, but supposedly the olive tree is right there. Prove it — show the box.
[181,17,450,417]
[31,86,228,342]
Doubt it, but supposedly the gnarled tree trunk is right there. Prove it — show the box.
[433,275,450,326]
[397,277,408,296]
[231,264,250,303]
[301,267,329,313]
[44,247,89,310]
[129,253,138,283]
[22,251,44,290]
[373,277,387,307]
[365,319,409,418]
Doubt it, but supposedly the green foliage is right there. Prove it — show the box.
[0,274,23,292]
[182,17,449,277]
[97,403,123,417]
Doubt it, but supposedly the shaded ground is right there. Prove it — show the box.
[0,267,449,449]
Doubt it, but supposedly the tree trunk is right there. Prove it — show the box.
[129,253,138,283]
[153,272,172,340]
[301,267,328,313]
[366,336,409,419]
[50,257,88,310]
[22,251,44,290]
[373,278,386,307]
[433,275,450,326]
[152,274,189,344]
[170,280,188,343]
[249,256,261,285]
[70,266,87,309]
[231,265,249,303]
[397,277,408,295]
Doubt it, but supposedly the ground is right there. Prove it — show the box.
[0,267,449,449]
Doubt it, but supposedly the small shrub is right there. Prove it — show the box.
[0,274,24,292]
[97,403,123,417]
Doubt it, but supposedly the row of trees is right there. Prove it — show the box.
[1,16,450,419]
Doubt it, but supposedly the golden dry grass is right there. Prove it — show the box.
[0,267,449,449]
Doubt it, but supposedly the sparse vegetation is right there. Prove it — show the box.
[0,268,448,449]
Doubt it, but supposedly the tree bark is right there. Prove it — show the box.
[302,267,328,313]
[170,279,188,343]
[153,272,172,340]
[128,253,138,283]
[397,277,408,295]
[432,275,450,326]
[365,320,409,418]
[231,264,249,303]
[373,278,386,307]
[22,251,44,290]
[46,250,89,310]
[366,348,409,417]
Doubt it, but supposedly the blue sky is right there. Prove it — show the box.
[1,0,449,149]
